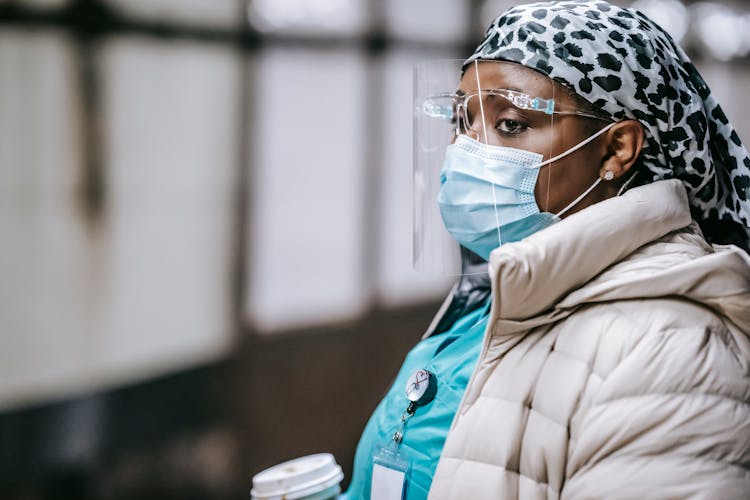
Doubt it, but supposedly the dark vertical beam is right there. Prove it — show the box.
[228,0,258,488]
[70,0,113,227]
[359,0,387,309]
[232,0,253,340]
[73,37,106,227]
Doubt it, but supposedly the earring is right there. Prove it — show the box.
[603,170,615,181]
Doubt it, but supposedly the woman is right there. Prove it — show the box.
[344,1,750,498]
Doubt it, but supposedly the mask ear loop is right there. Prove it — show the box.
[542,121,618,217]
[555,177,602,217]
[474,61,503,253]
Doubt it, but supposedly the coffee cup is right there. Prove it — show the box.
[251,453,344,500]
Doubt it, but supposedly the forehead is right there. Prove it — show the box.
[459,61,577,106]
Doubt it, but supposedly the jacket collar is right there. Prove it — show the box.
[488,179,694,326]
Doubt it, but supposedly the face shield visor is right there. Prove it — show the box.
[413,59,612,275]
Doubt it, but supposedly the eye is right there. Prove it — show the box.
[496,119,528,135]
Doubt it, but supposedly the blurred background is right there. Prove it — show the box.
[1,0,750,498]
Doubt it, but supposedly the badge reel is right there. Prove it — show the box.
[371,369,437,500]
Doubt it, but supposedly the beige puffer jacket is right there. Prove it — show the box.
[428,179,750,499]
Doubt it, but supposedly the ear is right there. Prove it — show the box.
[599,120,644,179]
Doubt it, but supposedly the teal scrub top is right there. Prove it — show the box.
[341,299,491,500]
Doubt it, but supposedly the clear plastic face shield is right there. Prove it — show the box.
[414,59,612,275]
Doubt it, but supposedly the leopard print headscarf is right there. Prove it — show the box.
[467,0,750,251]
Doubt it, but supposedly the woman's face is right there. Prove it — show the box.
[457,61,614,216]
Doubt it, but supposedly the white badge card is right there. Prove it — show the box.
[371,448,409,500]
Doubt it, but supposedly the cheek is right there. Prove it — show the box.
[517,130,558,157]
[530,122,605,212]
[533,150,599,213]
[526,126,598,212]
[533,164,563,212]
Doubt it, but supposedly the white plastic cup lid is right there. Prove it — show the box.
[250,453,344,500]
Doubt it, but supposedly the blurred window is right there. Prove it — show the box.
[248,0,368,36]
[0,30,89,408]
[104,0,243,29]
[384,0,469,44]
[247,47,369,332]
[99,37,240,376]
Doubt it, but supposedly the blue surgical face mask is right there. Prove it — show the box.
[437,124,615,260]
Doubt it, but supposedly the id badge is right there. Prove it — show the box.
[370,368,435,500]
[371,446,410,500]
